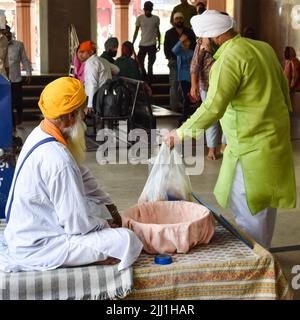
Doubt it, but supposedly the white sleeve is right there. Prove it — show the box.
[48,164,110,235]
[79,165,113,205]
[84,57,102,109]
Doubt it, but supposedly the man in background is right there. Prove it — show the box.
[100,37,119,64]
[4,25,31,127]
[133,1,160,83]
[170,0,197,29]
[164,12,196,112]
[77,40,119,113]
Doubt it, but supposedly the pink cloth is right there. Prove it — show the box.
[73,53,85,84]
[122,201,215,254]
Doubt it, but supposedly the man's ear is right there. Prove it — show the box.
[61,112,76,128]
[69,111,77,125]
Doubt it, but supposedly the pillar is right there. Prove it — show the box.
[111,0,131,46]
[40,0,92,73]
[15,0,34,63]
[207,0,226,12]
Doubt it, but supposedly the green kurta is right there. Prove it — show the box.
[177,34,297,214]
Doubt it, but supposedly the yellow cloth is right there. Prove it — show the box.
[38,77,87,119]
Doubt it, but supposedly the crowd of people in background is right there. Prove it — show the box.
[1,1,300,160]
[71,0,229,159]
[68,0,300,160]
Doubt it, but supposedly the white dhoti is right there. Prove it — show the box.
[63,227,143,271]
[230,162,277,249]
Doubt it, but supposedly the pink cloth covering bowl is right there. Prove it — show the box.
[122,201,215,254]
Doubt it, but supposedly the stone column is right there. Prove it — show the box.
[15,0,34,63]
[111,0,131,46]
[207,0,226,12]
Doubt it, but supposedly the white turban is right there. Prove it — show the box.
[191,10,235,38]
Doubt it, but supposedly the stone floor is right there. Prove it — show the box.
[15,123,300,299]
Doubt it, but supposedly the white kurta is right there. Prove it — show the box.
[84,54,120,108]
[0,126,142,272]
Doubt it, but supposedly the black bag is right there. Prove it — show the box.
[93,78,132,117]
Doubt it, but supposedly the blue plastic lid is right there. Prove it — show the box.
[154,255,173,265]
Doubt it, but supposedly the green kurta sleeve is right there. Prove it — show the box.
[177,54,241,140]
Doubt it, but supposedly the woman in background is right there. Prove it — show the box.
[284,46,300,91]
[72,45,85,84]
[115,41,141,80]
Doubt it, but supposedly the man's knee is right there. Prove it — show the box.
[115,227,138,242]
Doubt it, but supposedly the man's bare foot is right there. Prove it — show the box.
[207,148,217,160]
[220,144,227,154]
[92,257,120,266]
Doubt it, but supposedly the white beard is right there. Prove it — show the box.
[63,118,87,165]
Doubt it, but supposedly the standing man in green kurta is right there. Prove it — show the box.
[164,10,297,249]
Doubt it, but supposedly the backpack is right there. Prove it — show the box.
[93,78,132,117]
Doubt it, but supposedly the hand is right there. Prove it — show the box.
[163,130,181,150]
[190,85,200,101]
[106,204,122,227]
[179,34,188,43]
[156,45,161,52]
[108,221,119,228]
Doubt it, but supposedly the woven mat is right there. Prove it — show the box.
[128,223,292,300]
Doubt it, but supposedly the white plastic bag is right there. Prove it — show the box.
[138,143,193,203]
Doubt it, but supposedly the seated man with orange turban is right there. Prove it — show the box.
[0,77,143,272]
[77,40,120,112]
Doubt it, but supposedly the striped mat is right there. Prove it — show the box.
[0,220,133,300]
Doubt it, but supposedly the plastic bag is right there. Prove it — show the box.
[138,143,193,203]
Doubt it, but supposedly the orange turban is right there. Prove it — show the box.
[79,40,96,52]
[38,77,87,119]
